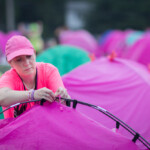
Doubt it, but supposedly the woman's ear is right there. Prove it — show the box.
[8,61,13,68]
[33,53,36,59]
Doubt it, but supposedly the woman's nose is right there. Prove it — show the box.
[23,59,30,66]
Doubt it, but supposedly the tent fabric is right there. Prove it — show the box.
[98,30,126,56]
[0,31,21,65]
[125,31,143,46]
[59,30,99,57]
[0,102,139,150]
[97,29,143,58]
[119,30,144,58]
[0,31,21,54]
[125,33,150,66]
[62,57,150,149]
[36,45,90,76]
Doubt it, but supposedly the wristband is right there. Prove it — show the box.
[31,89,35,100]
[28,89,35,101]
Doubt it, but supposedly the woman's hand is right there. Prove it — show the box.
[34,87,55,103]
[54,87,70,104]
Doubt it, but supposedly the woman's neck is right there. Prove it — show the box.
[21,71,36,90]
[22,76,36,90]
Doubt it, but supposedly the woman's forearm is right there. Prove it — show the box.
[0,87,29,107]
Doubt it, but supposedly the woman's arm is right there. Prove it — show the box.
[0,87,29,107]
[0,87,55,107]
[46,67,71,101]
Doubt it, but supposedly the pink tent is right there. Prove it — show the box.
[98,30,126,56]
[59,30,99,57]
[0,31,21,54]
[62,57,150,149]
[121,30,144,58]
[0,102,139,150]
[125,33,150,66]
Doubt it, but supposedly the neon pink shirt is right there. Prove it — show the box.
[0,62,64,118]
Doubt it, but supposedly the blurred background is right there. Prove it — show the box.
[1,0,150,75]
[1,0,150,79]
[1,0,150,38]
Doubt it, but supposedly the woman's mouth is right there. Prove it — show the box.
[24,68,32,71]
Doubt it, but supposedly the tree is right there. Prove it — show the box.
[15,0,67,39]
[85,0,150,35]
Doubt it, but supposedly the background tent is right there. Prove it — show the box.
[62,57,150,149]
[0,31,21,65]
[98,30,126,57]
[0,31,21,54]
[58,30,99,57]
[124,30,143,47]
[125,33,150,66]
[36,45,90,76]
[97,29,144,58]
[121,30,144,58]
[0,102,139,150]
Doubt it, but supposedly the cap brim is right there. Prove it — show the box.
[7,49,34,62]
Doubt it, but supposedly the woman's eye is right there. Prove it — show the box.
[27,55,32,59]
[16,59,21,62]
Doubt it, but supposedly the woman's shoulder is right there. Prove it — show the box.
[36,62,57,71]
[0,68,18,79]
[0,68,20,89]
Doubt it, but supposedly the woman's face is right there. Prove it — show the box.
[9,54,36,77]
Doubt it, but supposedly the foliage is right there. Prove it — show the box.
[85,0,150,35]
[15,0,67,39]
[1,0,150,38]
[0,0,6,31]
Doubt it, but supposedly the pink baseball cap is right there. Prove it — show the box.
[5,35,35,61]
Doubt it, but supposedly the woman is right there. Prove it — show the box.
[0,35,70,118]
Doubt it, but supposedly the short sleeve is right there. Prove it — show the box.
[46,66,64,93]
[0,71,16,90]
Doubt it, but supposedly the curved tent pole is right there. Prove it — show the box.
[0,99,41,114]
[0,98,150,149]
[56,97,150,149]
